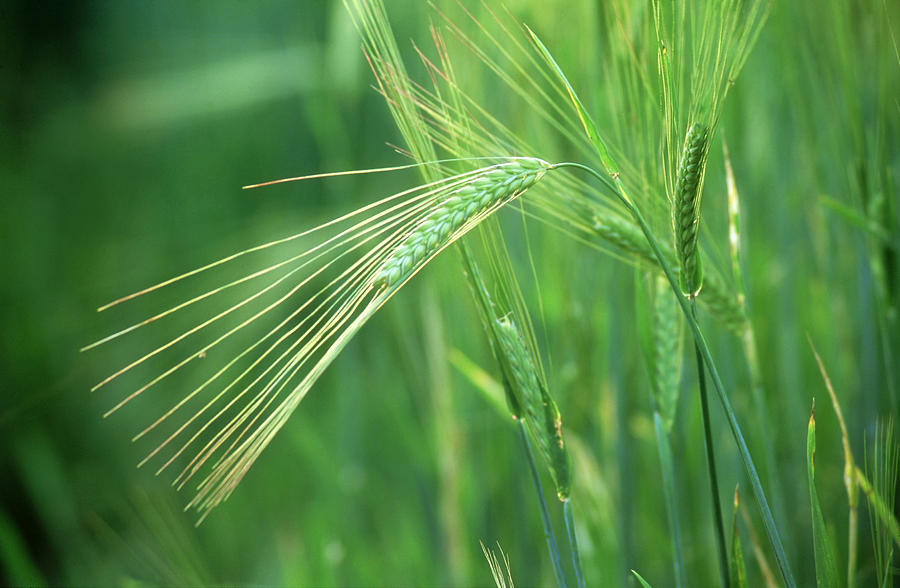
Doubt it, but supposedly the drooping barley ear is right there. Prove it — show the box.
[593,212,747,333]
[673,123,710,297]
[375,159,549,288]
[495,316,571,501]
[652,274,683,432]
[700,271,749,333]
[594,212,676,267]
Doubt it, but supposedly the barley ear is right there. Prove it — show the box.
[495,316,571,501]
[375,159,548,289]
[651,274,683,432]
[539,385,571,501]
[673,123,710,297]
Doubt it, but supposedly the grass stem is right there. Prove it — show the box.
[517,420,568,587]
[563,499,585,588]
[653,413,687,588]
[694,301,730,588]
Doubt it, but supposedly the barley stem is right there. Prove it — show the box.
[562,500,585,588]
[653,412,686,588]
[694,301,731,588]
[517,420,567,588]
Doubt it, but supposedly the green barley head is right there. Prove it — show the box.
[494,315,571,501]
[85,157,549,519]
[673,122,710,297]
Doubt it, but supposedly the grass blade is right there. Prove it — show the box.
[809,337,859,588]
[631,569,654,588]
[807,401,840,588]
[731,486,748,588]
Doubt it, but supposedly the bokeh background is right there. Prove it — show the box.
[1,1,897,586]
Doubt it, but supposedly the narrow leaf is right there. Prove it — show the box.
[731,486,748,588]
[631,570,654,588]
[525,27,617,177]
[819,195,891,243]
[856,466,900,550]
[807,401,840,588]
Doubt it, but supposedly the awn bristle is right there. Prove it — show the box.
[495,316,571,501]
[375,159,549,288]
[673,123,710,297]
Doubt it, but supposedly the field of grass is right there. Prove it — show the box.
[1,1,898,586]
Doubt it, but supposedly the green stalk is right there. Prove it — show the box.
[694,301,731,588]
[740,323,790,552]
[554,162,797,588]
[653,412,687,588]
[563,499,585,588]
[517,421,568,588]
[855,466,900,550]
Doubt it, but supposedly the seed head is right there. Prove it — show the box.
[375,159,548,288]
[673,123,710,296]
[495,316,571,500]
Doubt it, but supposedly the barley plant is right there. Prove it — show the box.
[1,0,898,586]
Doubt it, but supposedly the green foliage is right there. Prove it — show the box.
[1,0,898,586]
[730,488,747,588]
[807,403,840,588]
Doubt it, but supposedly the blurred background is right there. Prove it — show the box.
[0,1,897,586]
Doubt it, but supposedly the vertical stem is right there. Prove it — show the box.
[654,413,687,588]
[741,323,790,552]
[694,302,730,588]
[517,421,567,588]
[563,500,586,588]
[847,491,858,588]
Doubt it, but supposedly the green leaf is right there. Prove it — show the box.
[856,466,900,551]
[631,569,654,588]
[807,402,840,588]
[448,348,508,421]
[525,27,618,177]
[730,487,748,588]
[819,195,891,243]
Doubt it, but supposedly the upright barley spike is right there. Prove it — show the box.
[673,123,710,297]
[375,158,549,288]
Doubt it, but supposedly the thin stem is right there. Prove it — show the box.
[741,322,790,553]
[517,420,568,588]
[553,161,797,588]
[563,499,586,588]
[653,413,686,588]
[848,491,858,588]
[694,301,730,588]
